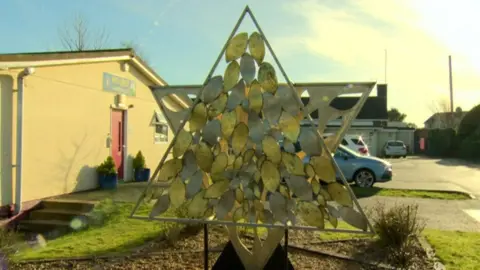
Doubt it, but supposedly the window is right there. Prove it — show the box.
[341,139,348,146]
[154,123,168,143]
[151,111,168,144]
[351,138,365,146]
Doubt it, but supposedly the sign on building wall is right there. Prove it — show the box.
[103,72,136,96]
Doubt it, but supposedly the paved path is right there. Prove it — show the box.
[358,196,480,232]
[375,156,480,198]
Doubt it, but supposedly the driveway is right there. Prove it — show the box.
[375,156,480,198]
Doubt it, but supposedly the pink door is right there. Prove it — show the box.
[111,110,125,179]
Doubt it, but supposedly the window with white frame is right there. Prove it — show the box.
[151,111,168,143]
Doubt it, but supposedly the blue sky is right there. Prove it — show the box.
[2,0,480,126]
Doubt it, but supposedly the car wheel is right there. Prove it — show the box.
[403,155,407,158]
[354,169,375,188]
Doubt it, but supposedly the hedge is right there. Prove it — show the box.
[426,128,456,157]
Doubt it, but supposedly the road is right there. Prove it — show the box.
[376,156,480,198]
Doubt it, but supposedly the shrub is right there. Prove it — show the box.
[0,227,20,266]
[458,103,480,138]
[133,151,146,171]
[458,137,480,161]
[96,156,117,175]
[372,203,425,268]
[426,128,456,157]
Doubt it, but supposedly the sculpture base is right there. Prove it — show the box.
[212,241,294,270]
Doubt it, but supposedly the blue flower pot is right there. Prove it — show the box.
[134,168,151,182]
[98,173,118,189]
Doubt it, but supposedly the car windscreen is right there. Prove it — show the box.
[350,138,365,146]
[387,141,405,147]
[337,145,359,156]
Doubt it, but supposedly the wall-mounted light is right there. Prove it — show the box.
[121,62,130,72]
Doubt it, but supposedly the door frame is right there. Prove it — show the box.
[110,108,128,180]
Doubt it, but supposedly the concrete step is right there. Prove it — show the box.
[17,219,72,234]
[40,199,96,212]
[29,208,89,222]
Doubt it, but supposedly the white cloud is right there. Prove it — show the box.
[153,21,159,26]
[277,0,480,125]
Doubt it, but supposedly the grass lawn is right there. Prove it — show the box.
[351,186,470,200]
[423,230,480,270]
[13,199,180,261]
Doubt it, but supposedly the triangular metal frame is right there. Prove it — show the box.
[130,5,375,235]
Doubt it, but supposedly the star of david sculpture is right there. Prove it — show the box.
[130,5,376,269]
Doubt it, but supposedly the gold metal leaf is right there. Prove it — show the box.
[327,183,353,207]
[259,209,274,224]
[195,142,213,172]
[269,192,287,223]
[339,206,367,231]
[286,175,313,201]
[282,139,296,154]
[298,128,322,156]
[262,93,282,124]
[158,158,182,182]
[180,150,197,179]
[169,177,186,208]
[226,80,246,110]
[279,111,300,142]
[243,149,255,164]
[317,193,326,206]
[204,179,230,199]
[320,188,333,201]
[262,136,282,164]
[281,152,304,176]
[329,214,338,228]
[261,160,280,192]
[248,111,265,144]
[258,62,278,93]
[240,53,256,84]
[211,152,229,175]
[225,32,248,62]
[310,155,336,183]
[232,123,249,155]
[202,119,221,146]
[256,155,266,169]
[304,164,316,178]
[254,171,261,183]
[188,190,209,218]
[172,129,192,158]
[189,103,207,132]
[311,178,320,195]
[248,80,263,114]
[220,110,237,138]
[253,184,261,199]
[202,75,224,104]
[233,206,244,222]
[298,202,324,228]
[186,170,204,198]
[233,155,244,170]
[276,85,300,116]
[248,32,265,64]
[224,61,240,91]
[208,93,227,117]
[279,184,289,197]
[235,188,244,203]
[216,190,235,220]
[150,194,170,218]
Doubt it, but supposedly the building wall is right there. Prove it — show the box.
[0,61,170,204]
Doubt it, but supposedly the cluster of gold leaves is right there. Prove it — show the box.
[145,32,367,231]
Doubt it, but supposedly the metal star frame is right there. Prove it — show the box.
[130,5,376,269]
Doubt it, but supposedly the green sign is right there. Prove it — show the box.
[103,72,136,96]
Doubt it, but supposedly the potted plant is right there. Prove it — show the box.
[133,151,151,182]
[96,156,118,189]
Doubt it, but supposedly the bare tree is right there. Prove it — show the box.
[59,13,109,51]
[427,98,461,128]
[121,40,149,63]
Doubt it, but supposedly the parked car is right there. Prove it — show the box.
[302,145,393,188]
[382,140,407,158]
[323,133,370,156]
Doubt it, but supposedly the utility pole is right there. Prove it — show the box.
[384,49,387,84]
[449,55,454,113]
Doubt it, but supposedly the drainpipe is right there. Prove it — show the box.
[15,67,35,214]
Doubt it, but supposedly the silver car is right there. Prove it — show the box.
[302,145,393,188]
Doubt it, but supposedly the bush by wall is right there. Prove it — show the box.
[457,136,480,161]
[426,128,456,157]
[458,104,480,138]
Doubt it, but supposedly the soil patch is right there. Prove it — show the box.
[11,226,434,270]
